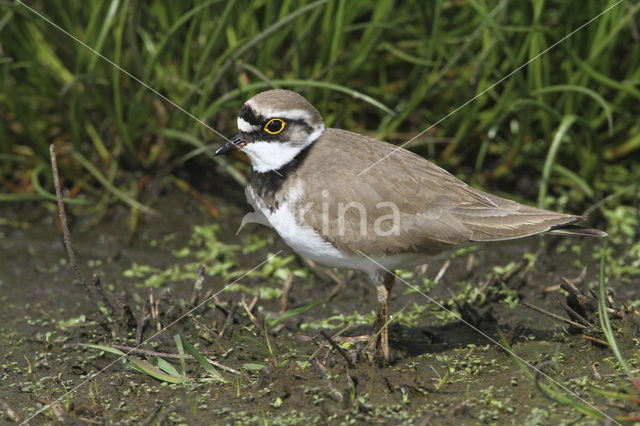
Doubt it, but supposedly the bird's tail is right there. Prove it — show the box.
[548,224,608,238]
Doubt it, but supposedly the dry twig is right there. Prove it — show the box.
[190,317,217,342]
[434,259,450,284]
[149,288,162,331]
[219,305,235,337]
[190,265,206,307]
[50,145,86,288]
[521,301,588,330]
[311,359,343,401]
[319,330,354,368]
[280,273,294,314]
[241,295,261,330]
[65,343,241,375]
[50,145,113,331]
[136,299,150,345]
[580,334,609,347]
[556,297,594,328]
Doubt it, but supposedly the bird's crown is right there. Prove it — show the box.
[237,89,324,136]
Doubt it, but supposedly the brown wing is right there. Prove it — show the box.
[290,129,601,257]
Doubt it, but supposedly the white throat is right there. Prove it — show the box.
[243,125,325,173]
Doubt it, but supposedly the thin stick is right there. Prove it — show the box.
[601,369,640,378]
[556,297,594,328]
[433,259,450,284]
[50,145,93,297]
[465,253,475,273]
[136,299,150,345]
[247,293,259,313]
[51,145,83,283]
[203,358,241,375]
[580,334,609,347]
[560,277,584,297]
[561,277,619,316]
[149,288,162,331]
[280,273,294,314]
[521,301,588,330]
[51,144,113,329]
[66,343,242,375]
[319,330,354,368]
[574,266,588,286]
[190,317,217,342]
[311,359,343,401]
[587,358,602,380]
[91,273,117,338]
[241,296,261,330]
[190,265,206,307]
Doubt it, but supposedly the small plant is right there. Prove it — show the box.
[82,335,226,384]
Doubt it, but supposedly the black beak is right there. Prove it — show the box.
[214,133,245,156]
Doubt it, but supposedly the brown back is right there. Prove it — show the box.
[283,129,586,257]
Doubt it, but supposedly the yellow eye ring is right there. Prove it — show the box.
[264,118,286,134]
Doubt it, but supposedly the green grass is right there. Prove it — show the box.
[82,334,227,384]
[0,0,638,221]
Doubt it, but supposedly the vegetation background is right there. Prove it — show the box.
[1,0,638,221]
[0,0,638,423]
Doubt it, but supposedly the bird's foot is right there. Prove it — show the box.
[334,332,392,364]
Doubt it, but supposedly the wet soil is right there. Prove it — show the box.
[0,187,637,424]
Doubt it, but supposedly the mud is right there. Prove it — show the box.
[0,188,637,424]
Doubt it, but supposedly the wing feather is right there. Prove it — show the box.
[290,129,599,257]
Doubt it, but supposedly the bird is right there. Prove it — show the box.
[214,89,607,362]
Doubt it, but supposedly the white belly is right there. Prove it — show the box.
[265,198,348,265]
[247,186,427,279]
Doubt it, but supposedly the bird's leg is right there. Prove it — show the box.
[372,271,395,362]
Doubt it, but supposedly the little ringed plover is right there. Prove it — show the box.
[215,89,607,361]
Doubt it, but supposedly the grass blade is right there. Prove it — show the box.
[72,150,156,215]
[537,115,578,208]
[128,357,185,383]
[178,335,226,383]
[597,240,640,394]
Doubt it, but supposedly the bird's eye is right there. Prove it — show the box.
[264,118,286,134]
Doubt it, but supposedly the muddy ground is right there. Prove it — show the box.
[1,187,638,425]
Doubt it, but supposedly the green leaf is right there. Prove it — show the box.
[152,356,181,377]
[128,357,185,384]
[81,344,184,383]
[178,336,227,383]
[174,334,187,383]
[80,343,126,357]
